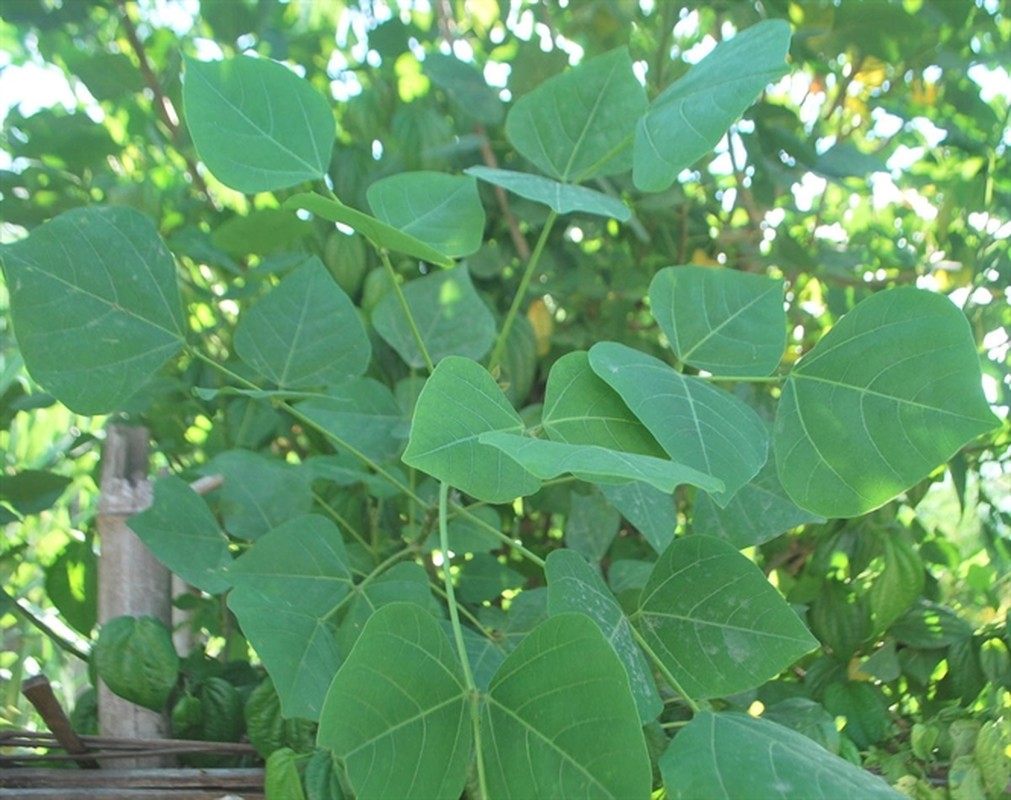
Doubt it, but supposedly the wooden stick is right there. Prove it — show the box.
[21,676,101,769]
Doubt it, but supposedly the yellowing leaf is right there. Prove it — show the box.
[526,298,554,356]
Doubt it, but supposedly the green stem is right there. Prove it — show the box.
[451,504,546,569]
[487,211,558,374]
[439,482,488,799]
[379,248,435,374]
[629,622,700,714]
[2,588,90,663]
[311,490,372,555]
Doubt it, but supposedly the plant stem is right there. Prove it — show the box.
[629,622,700,714]
[378,248,435,374]
[311,490,372,554]
[452,504,546,569]
[439,482,489,799]
[2,588,90,663]
[487,211,558,374]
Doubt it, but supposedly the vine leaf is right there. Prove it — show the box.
[633,535,817,699]
[0,206,185,415]
[774,287,999,518]
[465,167,631,221]
[183,55,335,193]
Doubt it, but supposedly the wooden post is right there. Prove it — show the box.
[97,424,172,767]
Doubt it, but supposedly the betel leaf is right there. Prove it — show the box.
[482,613,652,799]
[367,172,485,258]
[545,550,663,722]
[128,475,232,594]
[634,20,792,192]
[44,538,97,636]
[284,192,453,266]
[234,257,370,389]
[183,55,335,193]
[660,712,903,799]
[649,265,786,376]
[633,535,817,699]
[94,616,180,712]
[479,431,723,494]
[465,167,631,221]
[589,342,768,504]
[371,266,495,368]
[506,47,647,183]
[226,516,353,720]
[318,603,470,800]
[265,748,306,800]
[774,287,999,518]
[0,205,185,415]
[402,357,541,503]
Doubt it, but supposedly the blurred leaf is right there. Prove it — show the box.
[823,682,891,748]
[211,208,312,257]
[600,481,676,554]
[889,599,973,648]
[424,52,503,124]
[44,538,96,635]
[466,167,630,220]
[0,469,70,515]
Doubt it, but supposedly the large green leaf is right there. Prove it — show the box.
[774,288,999,517]
[402,357,541,503]
[226,515,352,719]
[465,167,631,221]
[649,266,786,376]
[634,20,792,192]
[318,603,470,800]
[183,55,335,193]
[482,613,652,799]
[480,431,723,494]
[284,192,453,266]
[371,266,495,369]
[589,342,767,504]
[506,47,647,182]
[366,172,484,258]
[128,475,232,594]
[545,550,663,722]
[0,205,185,414]
[633,535,817,699]
[234,257,370,389]
[660,712,903,799]
[94,616,179,712]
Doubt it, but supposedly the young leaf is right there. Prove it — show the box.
[649,266,786,376]
[774,287,999,517]
[589,342,768,504]
[634,20,792,192]
[94,616,179,712]
[0,205,185,414]
[482,613,652,799]
[367,172,485,258]
[265,748,307,800]
[402,357,541,503]
[633,535,817,699]
[660,712,904,799]
[546,550,663,722]
[318,603,470,800]
[128,475,232,594]
[371,266,496,369]
[183,55,335,193]
[506,47,647,182]
[234,257,371,389]
[465,167,631,221]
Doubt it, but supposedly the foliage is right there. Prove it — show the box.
[2,1,1009,798]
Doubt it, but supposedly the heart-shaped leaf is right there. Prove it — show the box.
[0,205,185,414]
[649,265,786,376]
[183,55,335,193]
[774,287,999,517]
[465,167,630,220]
[634,535,817,699]
[94,616,179,712]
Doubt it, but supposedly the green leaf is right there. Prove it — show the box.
[94,616,180,712]
[44,538,96,635]
[465,167,630,220]
[868,532,924,633]
[589,342,767,504]
[457,553,526,604]
[424,53,503,125]
[889,599,973,648]
[546,550,663,722]
[402,357,541,503]
[234,257,371,389]
[212,208,313,257]
[506,47,647,182]
[482,613,652,799]
[318,603,470,800]
[128,475,232,594]
[480,431,723,493]
[823,682,891,748]
[183,55,335,193]
[366,172,485,258]
[564,487,621,562]
[600,481,676,554]
[265,748,307,800]
[634,20,792,192]
[0,205,185,414]
[244,678,315,759]
[649,266,786,376]
[284,192,453,266]
[371,266,495,368]
[660,712,904,799]
[691,458,826,548]
[774,288,999,517]
[0,470,71,515]
[633,535,817,699]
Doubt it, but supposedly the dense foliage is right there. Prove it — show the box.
[2,1,1009,798]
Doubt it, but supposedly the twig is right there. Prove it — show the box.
[1,587,90,662]
[21,676,100,769]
